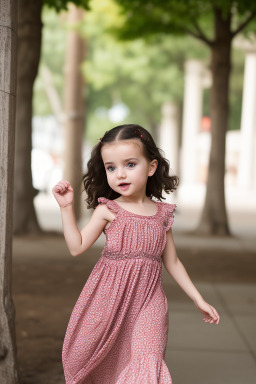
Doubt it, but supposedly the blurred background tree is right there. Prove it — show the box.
[111,0,256,235]
[14,0,89,235]
[34,0,246,138]
[35,1,209,140]
[32,0,254,235]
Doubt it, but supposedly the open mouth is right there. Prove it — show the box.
[119,183,130,186]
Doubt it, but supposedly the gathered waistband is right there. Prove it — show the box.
[101,252,162,264]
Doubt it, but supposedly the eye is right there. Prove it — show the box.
[106,166,115,172]
[106,163,136,172]
[127,162,136,168]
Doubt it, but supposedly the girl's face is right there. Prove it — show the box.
[101,139,157,197]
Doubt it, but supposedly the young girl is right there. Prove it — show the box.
[52,124,220,384]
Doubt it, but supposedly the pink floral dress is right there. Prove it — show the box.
[62,197,177,384]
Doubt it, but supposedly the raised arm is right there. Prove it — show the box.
[52,180,108,257]
[60,204,108,257]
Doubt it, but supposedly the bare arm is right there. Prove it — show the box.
[60,204,109,257]
[60,204,82,256]
[162,229,220,324]
[52,180,109,257]
[162,229,203,305]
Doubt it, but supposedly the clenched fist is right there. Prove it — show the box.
[52,180,74,208]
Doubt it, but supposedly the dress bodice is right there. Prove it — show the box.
[97,197,177,263]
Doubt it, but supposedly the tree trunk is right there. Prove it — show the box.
[13,0,43,234]
[0,0,21,382]
[196,8,232,236]
[63,4,86,220]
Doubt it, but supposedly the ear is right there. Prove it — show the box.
[148,159,158,177]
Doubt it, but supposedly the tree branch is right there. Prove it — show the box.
[183,27,214,47]
[232,11,256,38]
[191,18,214,46]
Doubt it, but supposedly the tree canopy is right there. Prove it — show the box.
[34,0,247,142]
[112,0,256,45]
[44,0,90,12]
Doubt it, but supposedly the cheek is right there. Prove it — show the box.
[134,166,147,178]
[106,172,115,184]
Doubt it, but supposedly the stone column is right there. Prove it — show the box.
[159,102,179,175]
[181,60,204,184]
[237,51,256,189]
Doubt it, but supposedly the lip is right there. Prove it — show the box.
[118,183,130,190]
[118,183,130,186]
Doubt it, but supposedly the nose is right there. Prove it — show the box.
[116,166,127,179]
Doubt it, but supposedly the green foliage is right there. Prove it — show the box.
[110,0,256,133]
[112,0,211,41]
[80,0,210,135]
[113,0,256,42]
[43,0,90,12]
[33,0,249,145]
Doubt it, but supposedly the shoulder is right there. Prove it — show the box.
[158,201,177,231]
[158,201,177,214]
[93,201,110,221]
[96,197,119,216]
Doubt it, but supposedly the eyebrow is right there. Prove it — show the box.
[104,157,139,165]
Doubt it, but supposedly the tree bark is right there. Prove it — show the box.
[196,8,232,235]
[0,0,21,382]
[13,0,43,234]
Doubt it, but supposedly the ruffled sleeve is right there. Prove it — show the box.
[163,203,177,231]
[97,197,119,215]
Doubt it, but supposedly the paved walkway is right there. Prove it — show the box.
[18,186,256,383]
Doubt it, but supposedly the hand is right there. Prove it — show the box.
[52,180,74,208]
[194,297,220,324]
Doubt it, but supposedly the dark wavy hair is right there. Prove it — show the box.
[82,124,179,209]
